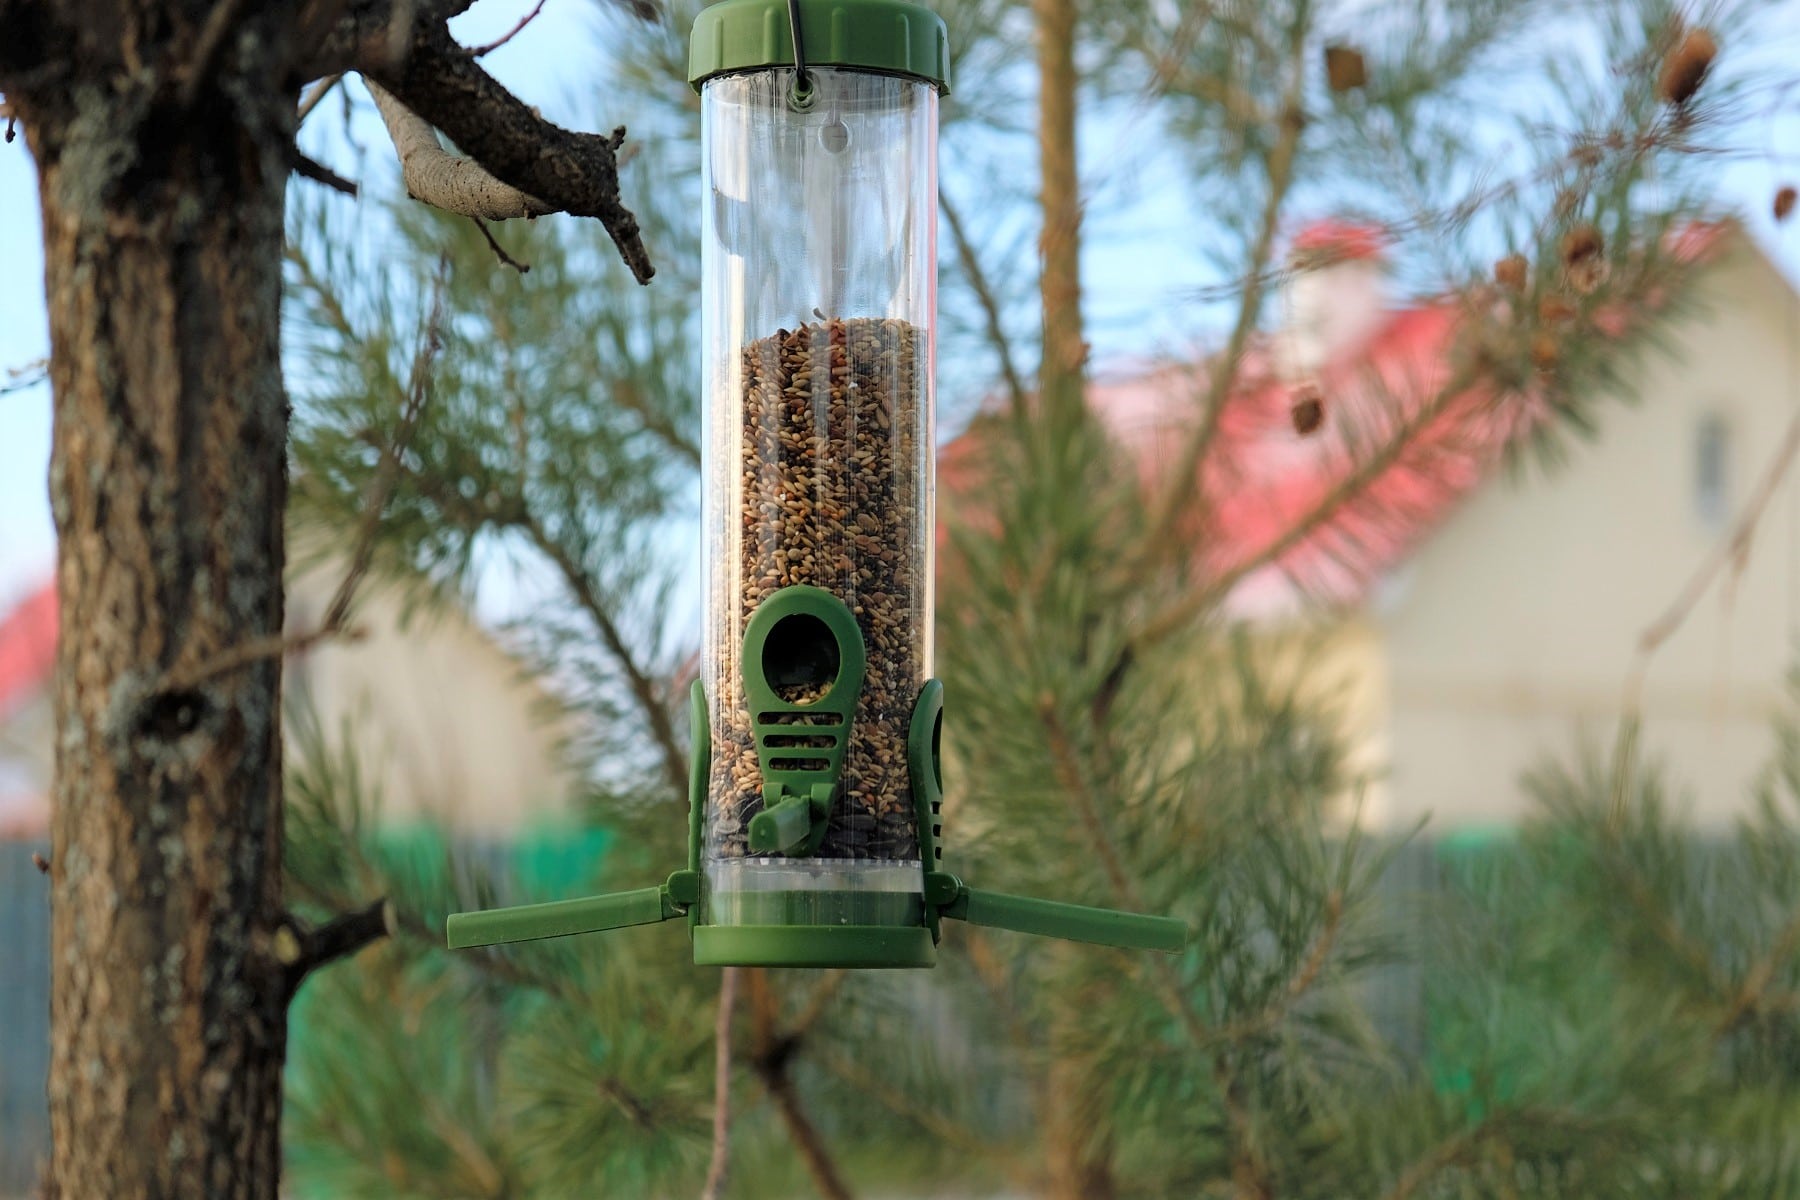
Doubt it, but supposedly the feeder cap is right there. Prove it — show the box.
[689,0,951,94]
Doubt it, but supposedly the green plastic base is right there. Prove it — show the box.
[693,924,936,968]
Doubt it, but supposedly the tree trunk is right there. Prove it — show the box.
[1034,0,1084,422]
[1033,1,1110,1189]
[27,16,296,1195]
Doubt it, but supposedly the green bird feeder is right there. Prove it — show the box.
[446,0,1185,968]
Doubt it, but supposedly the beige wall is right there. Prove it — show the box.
[286,567,577,836]
[1372,241,1800,831]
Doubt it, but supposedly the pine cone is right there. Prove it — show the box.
[1657,28,1717,107]
[1290,385,1325,436]
[1325,45,1367,93]
[1495,254,1529,293]
[1561,223,1603,266]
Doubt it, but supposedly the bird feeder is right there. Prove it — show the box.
[445,0,1184,967]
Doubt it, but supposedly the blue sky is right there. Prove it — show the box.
[2,1,1798,620]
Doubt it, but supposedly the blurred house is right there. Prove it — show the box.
[0,564,577,843]
[948,219,1800,831]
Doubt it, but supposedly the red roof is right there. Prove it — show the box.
[0,581,55,718]
[943,221,1732,618]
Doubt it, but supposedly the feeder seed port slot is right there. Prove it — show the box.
[758,711,843,726]
[762,611,841,704]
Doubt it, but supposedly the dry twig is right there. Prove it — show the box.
[293,149,359,196]
[471,216,530,272]
[941,191,1027,414]
[746,970,855,1200]
[468,0,546,56]
[700,966,739,1200]
[297,72,343,122]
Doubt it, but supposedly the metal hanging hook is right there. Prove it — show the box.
[786,0,812,102]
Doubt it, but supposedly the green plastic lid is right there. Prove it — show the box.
[689,0,951,94]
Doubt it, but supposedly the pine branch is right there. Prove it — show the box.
[612,377,701,467]
[819,1048,1029,1172]
[1212,890,1344,1044]
[1719,905,1800,1035]
[941,190,1027,414]
[518,510,688,798]
[1140,16,1308,555]
[1378,1119,1502,1200]
[1134,355,1482,653]
[1213,1051,1273,1200]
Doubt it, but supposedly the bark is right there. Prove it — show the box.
[1033,2,1108,1189]
[1034,0,1084,422]
[365,79,552,220]
[20,3,299,1194]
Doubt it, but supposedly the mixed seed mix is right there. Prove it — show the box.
[709,316,927,861]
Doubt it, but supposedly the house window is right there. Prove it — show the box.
[1694,412,1732,529]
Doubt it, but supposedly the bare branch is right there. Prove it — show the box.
[2,358,47,395]
[471,216,530,272]
[371,22,653,282]
[158,623,369,693]
[613,377,700,466]
[298,72,344,123]
[277,898,396,999]
[746,970,855,1200]
[293,149,359,196]
[700,966,739,1200]
[366,79,554,220]
[941,191,1026,414]
[1610,406,1800,820]
[1627,407,1800,688]
[469,0,546,57]
[32,852,48,874]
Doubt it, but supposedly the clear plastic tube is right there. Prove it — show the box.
[700,66,937,917]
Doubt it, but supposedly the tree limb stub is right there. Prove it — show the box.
[278,898,396,1000]
[370,23,653,282]
[366,79,551,221]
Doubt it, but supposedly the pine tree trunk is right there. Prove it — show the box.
[27,17,295,1195]
[1034,0,1084,421]
[1032,0,1112,1189]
